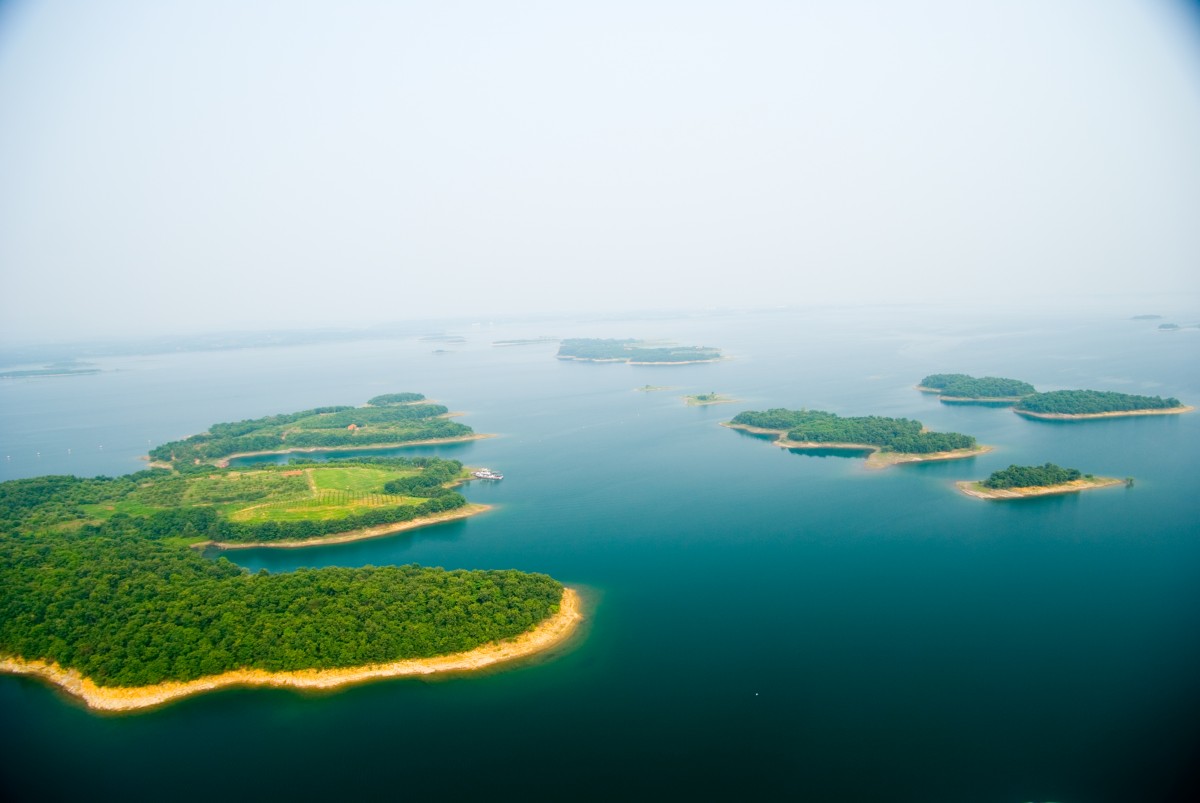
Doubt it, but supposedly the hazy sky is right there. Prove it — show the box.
[2,0,1199,340]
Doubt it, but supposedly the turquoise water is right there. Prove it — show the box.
[2,309,1199,801]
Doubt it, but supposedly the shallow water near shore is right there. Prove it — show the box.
[2,308,1199,801]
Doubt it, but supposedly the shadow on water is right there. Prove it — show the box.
[785,446,874,460]
[939,399,1018,408]
[226,441,480,468]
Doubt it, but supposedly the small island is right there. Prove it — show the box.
[957,463,1125,499]
[1013,390,1192,420]
[684,392,738,407]
[725,408,988,469]
[149,392,491,467]
[556,338,722,364]
[916,373,1036,404]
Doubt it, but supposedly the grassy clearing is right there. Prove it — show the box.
[309,466,418,494]
[70,462,467,533]
[228,490,423,523]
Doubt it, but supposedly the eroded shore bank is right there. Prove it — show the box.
[957,477,1124,499]
[196,503,492,550]
[1014,406,1193,421]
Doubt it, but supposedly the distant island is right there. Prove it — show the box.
[493,337,560,347]
[684,392,738,407]
[557,338,722,364]
[1013,390,1192,420]
[1130,314,1163,320]
[957,463,1125,499]
[0,455,579,710]
[725,408,988,468]
[635,384,676,392]
[149,393,489,467]
[916,373,1036,403]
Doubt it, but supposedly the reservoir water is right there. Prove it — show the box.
[2,309,1198,802]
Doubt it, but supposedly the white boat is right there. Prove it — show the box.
[472,468,504,480]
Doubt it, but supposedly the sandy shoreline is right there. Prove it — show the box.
[957,477,1124,499]
[722,422,989,469]
[196,503,492,550]
[1014,406,1193,421]
[0,588,582,713]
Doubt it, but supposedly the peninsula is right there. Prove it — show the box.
[1013,390,1192,420]
[916,373,1036,404]
[149,392,489,467]
[0,457,579,711]
[725,408,987,469]
[957,463,1125,499]
[557,338,722,364]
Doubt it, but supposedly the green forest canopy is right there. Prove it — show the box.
[0,462,563,687]
[557,338,721,363]
[982,463,1083,489]
[730,409,977,454]
[149,393,472,465]
[1015,390,1184,414]
[918,373,1036,399]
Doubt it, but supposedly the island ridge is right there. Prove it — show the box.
[149,392,490,467]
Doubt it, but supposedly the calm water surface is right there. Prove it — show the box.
[2,310,1198,802]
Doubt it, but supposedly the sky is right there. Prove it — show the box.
[1,0,1199,341]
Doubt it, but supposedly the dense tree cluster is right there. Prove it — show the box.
[1016,390,1183,414]
[383,459,463,497]
[982,463,1082,489]
[0,467,562,687]
[148,395,469,464]
[557,338,721,363]
[730,409,976,454]
[919,373,1035,398]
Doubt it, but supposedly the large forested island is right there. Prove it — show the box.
[957,463,1124,499]
[916,373,1036,403]
[725,408,987,468]
[1013,390,1192,419]
[556,338,722,364]
[0,457,580,710]
[149,393,487,466]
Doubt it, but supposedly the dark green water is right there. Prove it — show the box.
[2,309,1198,801]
